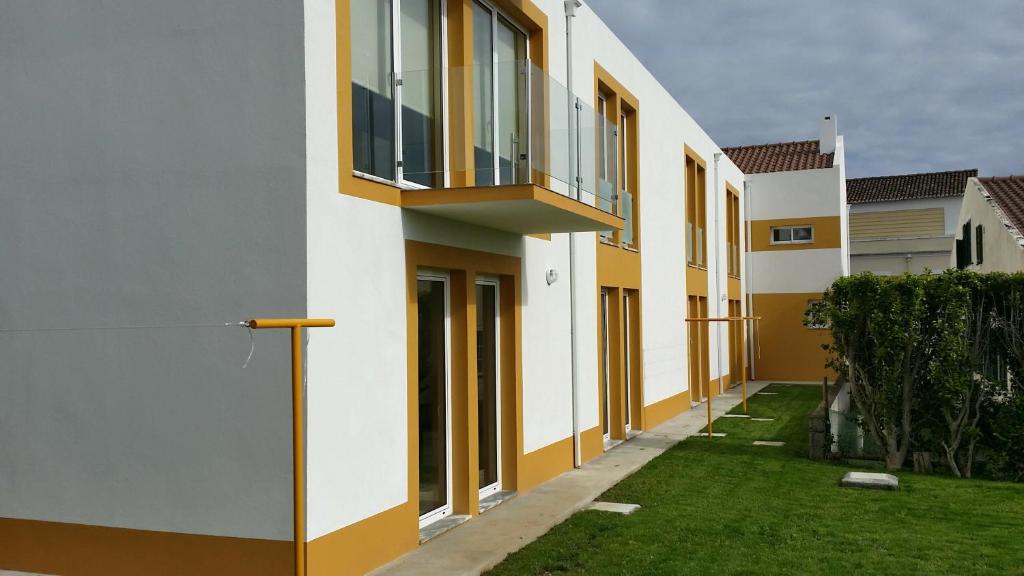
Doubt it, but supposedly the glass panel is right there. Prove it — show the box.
[697,226,704,265]
[472,2,495,186]
[597,106,617,237]
[773,227,791,243]
[528,62,572,195]
[793,226,813,242]
[352,0,395,180]
[620,113,628,192]
[476,283,499,490]
[687,222,694,264]
[577,99,597,204]
[496,18,527,185]
[621,189,634,246]
[418,278,448,517]
[601,290,610,437]
[400,0,442,187]
[623,292,631,429]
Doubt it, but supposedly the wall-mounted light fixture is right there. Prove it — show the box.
[546,268,559,285]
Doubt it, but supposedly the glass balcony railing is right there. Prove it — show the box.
[621,189,634,246]
[353,60,621,216]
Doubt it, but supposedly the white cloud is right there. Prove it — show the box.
[586,0,1024,177]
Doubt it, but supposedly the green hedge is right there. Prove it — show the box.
[809,270,1024,480]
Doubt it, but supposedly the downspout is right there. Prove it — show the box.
[565,0,583,468]
[713,153,723,395]
[744,180,756,379]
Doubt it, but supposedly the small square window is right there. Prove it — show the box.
[772,227,792,243]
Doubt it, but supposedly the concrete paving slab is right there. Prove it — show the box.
[840,471,899,491]
[756,392,778,395]
[750,418,775,422]
[370,382,771,576]
[587,501,641,515]
[721,414,750,418]
[753,441,785,446]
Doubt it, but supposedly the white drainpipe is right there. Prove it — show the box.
[565,0,583,468]
[713,152,723,394]
[744,180,756,380]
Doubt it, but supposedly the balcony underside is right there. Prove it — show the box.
[401,184,623,235]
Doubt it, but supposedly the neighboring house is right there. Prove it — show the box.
[847,169,976,275]
[953,176,1024,272]
[1,1,749,575]
[723,116,849,383]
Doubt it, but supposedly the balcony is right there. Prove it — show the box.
[353,61,626,235]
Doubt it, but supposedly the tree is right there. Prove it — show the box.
[815,274,927,471]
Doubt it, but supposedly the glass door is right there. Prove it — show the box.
[473,0,528,186]
[399,0,443,188]
[476,280,501,499]
[351,0,396,181]
[601,288,611,443]
[496,15,528,185]
[417,273,452,526]
[623,291,631,434]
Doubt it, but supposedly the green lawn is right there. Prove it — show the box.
[487,384,1024,575]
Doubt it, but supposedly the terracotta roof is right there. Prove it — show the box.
[722,140,834,174]
[847,169,977,204]
[977,176,1024,240]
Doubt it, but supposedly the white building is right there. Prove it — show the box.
[0,1,751,574]
[723,116,848,383]
[953,176,1024,272]
[847,170,975,275]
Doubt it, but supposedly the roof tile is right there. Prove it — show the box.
[978,176,1024,239]
[847,169,977,204]
[722,140,833,174]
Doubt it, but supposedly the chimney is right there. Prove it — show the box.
[819,114,837,154]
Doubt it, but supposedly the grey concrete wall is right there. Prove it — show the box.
[0,1,306,539]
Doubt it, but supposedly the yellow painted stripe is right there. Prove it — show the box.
[749,216,842,251]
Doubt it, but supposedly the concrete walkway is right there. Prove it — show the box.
[371,381,770,576]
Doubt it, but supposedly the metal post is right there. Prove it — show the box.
[291,325,304,576]
[248,318,335,576]
[741,318,748,414]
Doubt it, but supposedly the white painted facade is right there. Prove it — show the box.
[744,133,850,296]
[2,0,747,572]
[304,0,745,541]
[953,178,1024,273]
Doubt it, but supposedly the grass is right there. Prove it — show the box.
[487,384,1024,575]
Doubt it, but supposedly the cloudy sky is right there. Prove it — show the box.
[586,0,1023,178]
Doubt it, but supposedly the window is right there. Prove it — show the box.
[352,0,444,187]
[770,225,814,245]
[726,186,740,276]
[596,93,617,241]
[957,220,974,269]
[805,299,828,329]
[620,109,637,247]
[976,224,984,265]
[685,153,707,266]
[593,70,638,249]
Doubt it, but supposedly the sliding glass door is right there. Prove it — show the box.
[473,1,528,186]
[400,0,443,187]
[351,0,395,181]
[476,280,501,499]
[352,0,444,187]
[418,273,451,525]
[623,291,632,433]
[601,288,611,443]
